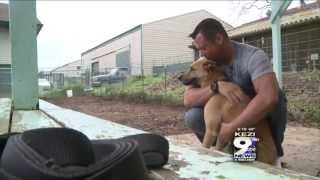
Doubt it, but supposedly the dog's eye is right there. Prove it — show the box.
[190,67,194,71]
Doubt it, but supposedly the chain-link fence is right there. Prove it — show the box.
[242,27,320,72]
[40,69,86,89]
[234,25,320,126]
[42,35,320,98]
[37,17,319,125]
[86,53,192,105]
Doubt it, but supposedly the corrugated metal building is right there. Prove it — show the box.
[81,10,233,76]
[0,3,42,97]
[49,59,87,88]
[51,59,84,78]
[228,1,320,72]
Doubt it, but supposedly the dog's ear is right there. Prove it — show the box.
[203,61,216,72]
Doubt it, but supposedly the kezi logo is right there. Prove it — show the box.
[233,128,258,162]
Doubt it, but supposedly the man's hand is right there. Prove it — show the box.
[218,81,247,104]
[216,122,237,150]
[183,86,213,108]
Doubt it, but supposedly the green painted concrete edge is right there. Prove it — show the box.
[10,110,61,133]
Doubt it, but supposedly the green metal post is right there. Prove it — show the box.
[270,0,292,23]
[9,0,39,110]
[270,0,292,88]
[271,1,283,88]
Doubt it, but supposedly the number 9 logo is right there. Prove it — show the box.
[233,137,252,155]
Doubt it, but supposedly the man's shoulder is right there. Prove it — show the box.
[232,41,270,66]
[232,41,262,58]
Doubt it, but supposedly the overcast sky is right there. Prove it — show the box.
[1,1,311,70]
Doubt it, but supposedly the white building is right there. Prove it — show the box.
[81,10,233,76]
[51,59,85,78]
[50,59,86,88]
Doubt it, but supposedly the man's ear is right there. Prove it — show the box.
[203,61,216,72]
[215,33,223,45]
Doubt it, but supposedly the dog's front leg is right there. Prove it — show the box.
[202,99,222,148]
[202,127,219,148]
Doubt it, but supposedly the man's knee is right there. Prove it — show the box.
[184,108,202,127]
[184,108,205,134]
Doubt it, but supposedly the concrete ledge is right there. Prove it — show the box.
[38,99,319,180]
[40,99,145,139]
[11,110,60,132]
[0,98,12,134]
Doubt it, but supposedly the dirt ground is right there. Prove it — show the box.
[45,96,320,177]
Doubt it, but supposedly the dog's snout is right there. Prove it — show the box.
[177,72,184,81]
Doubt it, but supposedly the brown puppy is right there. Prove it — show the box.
[179,57,277,165]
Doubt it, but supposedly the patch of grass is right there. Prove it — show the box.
[93,75,185,106]
[284,71,320,128]
[42,85,86,98]
[287,96,320,128]
[44,73,320,128]
[94,74,320,127]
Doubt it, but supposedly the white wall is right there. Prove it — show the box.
[0,26,10,65]
[52,60,84,77]
[92,51,116,73]
[81,28,142,75]
[142,10,233,75]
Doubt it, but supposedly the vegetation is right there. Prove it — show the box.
[287,96,320,128]
[41,85,86,98]
[93,75,185,106]
[44,72,320,128]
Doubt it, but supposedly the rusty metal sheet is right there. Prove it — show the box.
[0,98,11,134]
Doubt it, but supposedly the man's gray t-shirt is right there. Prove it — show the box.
[224,41,287,157]
[224,41,274,97]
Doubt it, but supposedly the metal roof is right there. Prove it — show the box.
[81,10,233,56]
[228,2,320,38]
[50,59,82,73]
[81,25,142,56]
[143,9,233,30]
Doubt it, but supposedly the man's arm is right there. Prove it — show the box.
[216,48,279,149]
[231,48,279,128]
[216,73,278,149]
[232,73,278,127]
[184,86,213,108]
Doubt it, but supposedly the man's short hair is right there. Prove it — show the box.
[189,18,229,41]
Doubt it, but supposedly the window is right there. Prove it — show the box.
[91,62,99,75]
[116,49,130,74]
